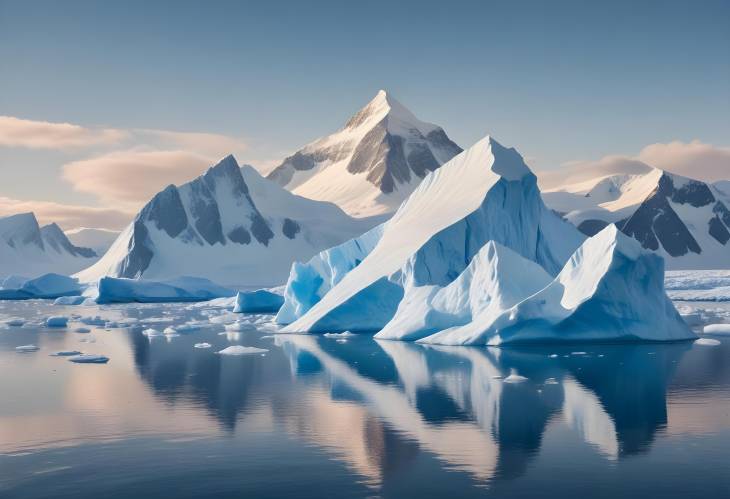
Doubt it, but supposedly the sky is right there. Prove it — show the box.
[0,0,728,229]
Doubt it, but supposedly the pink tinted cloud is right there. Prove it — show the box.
[0,116,127,149]
[0,196,133,230]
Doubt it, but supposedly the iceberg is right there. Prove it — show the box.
[96,276,235,304]
[279,136,585,333]
[68,354,109,364]
[0,273,81,300]
[376,241,553,342]
[53,296,88,305]
[216,345,268,355]
[233,289,285,313]
[421,225,695,345]
[45,316,69,328]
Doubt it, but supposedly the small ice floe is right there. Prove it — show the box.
[68,354,109,364]
[224,322,248,332]
[503,370,528,384]
[51,350,83,357]
[549,354,558,358]
[694,338,721,346]
[163,327,179,336]
[491,375,503,379]
[53,296,87,306]
[194,342,212,349]
[15,344,39,353]
[74,327,91,334]
[78,337,96,343]
[323,331,356,338]
[143,328,164,337]
[176,321,207,333]
[6,318,24,327]
[216,345,269,356]
[336,339,348,343]
[571,351,588,356]
[703,324,730,335]
[544,378,559,385]
[45,316,68,328]
[79,316,106,326]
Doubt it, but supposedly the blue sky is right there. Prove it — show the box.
[0,0,728,228]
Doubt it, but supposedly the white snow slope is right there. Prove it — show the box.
[542,168,730,269]
[278,136,586,333]
[0,212,97,279]
[266,90,463,217]
[76,156,377,287]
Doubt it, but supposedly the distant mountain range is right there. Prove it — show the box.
[76,155,378,287]
[0,212,97,279]
[65,227,120,256]
[267,90,462,217]
[542,167,730,269]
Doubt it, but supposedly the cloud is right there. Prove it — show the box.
[0,116,127,150]
[137,129,247,158]
[539,140,730,190]
[62,149,216,206]
[637,140,730,182]
[0,197,133,230]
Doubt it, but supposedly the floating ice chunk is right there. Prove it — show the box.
[216,345,269,355]
[224,322,248,332]
[194,342,212,349]
[0,274,81,300]
[503,370,528,383]
[79,316,106,326]
[323,331,356,338]
[694,338,721,346]
[703,324,730,335]
[544,378,559,385]
[53,296,87,306]
[549,354,559,358]
[74,327,91,334]
[51,350,83,356]
[68,354,109,363]
[15,344,39,352]
[96,276,235,304]
[45,316,69,328]
[6,318,24,327]
[163,327,178,336]
[143,328,164,337]
[571,352,588,356]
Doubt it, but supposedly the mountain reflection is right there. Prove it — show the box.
[128,328,690,487]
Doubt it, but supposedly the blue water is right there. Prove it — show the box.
[0,300,728,498]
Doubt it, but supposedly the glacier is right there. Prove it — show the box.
[419,225,695,345]
[96,276,235,304]
[278,135,586,333]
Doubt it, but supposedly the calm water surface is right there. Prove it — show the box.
[0,300,729,498]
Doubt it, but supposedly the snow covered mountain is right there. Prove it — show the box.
[76,155,376,287]
[65,227,121,256]
[542,168,730,269]
[266,90,463,217]
[0,212,97,279]
[276,135,586,332]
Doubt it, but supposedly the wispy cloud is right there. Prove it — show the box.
[539,140,730,190]
[0,196,133,230]
[62,149,215,207]
[0,116,127,150]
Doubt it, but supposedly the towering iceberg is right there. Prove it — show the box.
[279,136,586,333]
[421,225,695,345]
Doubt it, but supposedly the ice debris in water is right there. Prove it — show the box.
[194,342,212,349]
[143,328,164,337]
[224,322,248,332]
[694,338,721,346]
[703,324,730,335]
[51,350,83,356]
[544,378,559,385]
[216,345,269,355]
[323,331,356,338]
[74,327,91,334]
[15,344,39,353]
[163,327,179,336]
[68,354,109,364]
[6,318,24,327]
[45,316,68,328]
[503,370,528,383]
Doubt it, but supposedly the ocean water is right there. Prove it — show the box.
[0,300,728,498]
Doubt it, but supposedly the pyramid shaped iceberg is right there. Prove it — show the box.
[277,136,586,333]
